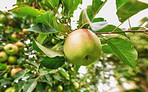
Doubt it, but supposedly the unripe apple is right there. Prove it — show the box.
[8,56,17,64]
[73,82,79,89]
[4,87,15,92]
[0,51,8,62]
[63,29,101,66]
[11,68,22,76]
[4,44,18,55]
[15,41,25,49]
[11,33,18,39]
[57,85,63,91]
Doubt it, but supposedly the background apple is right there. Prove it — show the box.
[0,51,8,62]
[63,29,101,66]
[15,41,25,49]
[57,85,63,91]
[4,44,18,55]
[11,33,18,39]
[8,56,17,64]
[73,82,79,89]
[11,68,22,76]
[4,87,15,92]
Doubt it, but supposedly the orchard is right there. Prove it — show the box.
[0,0,148,92]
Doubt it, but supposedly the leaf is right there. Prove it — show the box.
[58,68,70,80]
[35,82,46,92]
[23,79,37,92]
[0,63,7,70]
[52,75,62,81]
[11,6,44,17]
[33,39,63,57]
[45,0,59,10]
[36,11,59,30]
[116,0,148,22]
[14,80,24,92]
[92,0,103,15]
[37,34,49,44]
[63,0,73,15]
[70,0,82,16]
[26,60,39,69]
[102,45,113,54]
[107,37,138,69]
[26,23,58,33]
[41,56,65,69]
[96,25,126,36]
[44,74,53,86]
[17,57,25,65]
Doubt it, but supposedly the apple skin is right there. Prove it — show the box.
[0,51,8,62]
[4,44,18,55]
[63,29,101,66]
[11,33,18,39]
[4,87,15,92]
[15,41,25,49]
[11,68,22,76]
[73,82,79,89]
[8,56,17,64]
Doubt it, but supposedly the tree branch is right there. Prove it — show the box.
[95,30,148,35]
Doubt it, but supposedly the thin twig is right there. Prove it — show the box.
[111,23,123,33]
[95,30,148,35]
[128,19,132,31]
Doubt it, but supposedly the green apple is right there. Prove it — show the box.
[4,87,15,92]
[57,85,63,91]
[15,41,25,49]
[11,68,22,76]
[4,44,18,55]
[0,51,8,62]
[63,29,101,66]
[8,56,17,64]
[73,82,79,89]
[11,33,18,39]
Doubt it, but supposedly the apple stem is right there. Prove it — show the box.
[85,55,89,61]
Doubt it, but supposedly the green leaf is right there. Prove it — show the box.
[92,0,103,15]
[58,68,70,80]
[96,25,126,36]
[36,11,59,30]
[37,34,49,44]
[116,0,148,22]
[11,6,45,17]
[63,0,73,15]
[33,39,63,57]
[23,79,37,92]
[102,45,113,54]
[44,74,53,86]
[45,0,59,10]
[17,57,25,65]
[26,60,39,69]
[35,82,46,92]
[41,56,65,69]
[70,0,82,16]
[0,63,6,70]
[14,80,24,92]
[52,75,62,81]
[26,23,58,33]
[107,37,138,69]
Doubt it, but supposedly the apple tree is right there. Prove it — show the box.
[0,0,148,92]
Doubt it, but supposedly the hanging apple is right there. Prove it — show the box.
[8,56,17,64]
[15,41,25,49]
[11,68,22,76]
[0,51,8,62]
[63,29,101,66]
[4,44,18,55]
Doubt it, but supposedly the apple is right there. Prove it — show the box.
[15,41,25,49]
[11,68,22,76]
[11,33,18,39]
[8,56,17,64]
[57,85,63,91]
[73,82,79,89]
[4,87,15,92]
[4,44,18,55]
[0,51,8,62]
[63,29,101,66]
